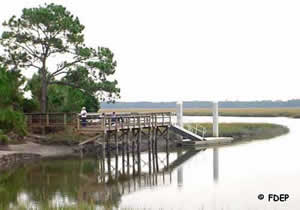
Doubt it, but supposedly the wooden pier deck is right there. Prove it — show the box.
[25,112,173,133]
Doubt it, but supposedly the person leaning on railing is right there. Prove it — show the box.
[80,107,87,127]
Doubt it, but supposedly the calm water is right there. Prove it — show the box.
[1,116,299,210]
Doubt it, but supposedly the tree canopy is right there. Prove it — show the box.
[26,74,100,113]
[0,3,120,113]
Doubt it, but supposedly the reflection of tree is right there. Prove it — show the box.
[0,158,97,209]
[0,167,27,209]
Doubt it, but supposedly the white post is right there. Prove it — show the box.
[213,101,219,137]
[176,101,183,128]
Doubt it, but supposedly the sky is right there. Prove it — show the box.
[0,0,300,102]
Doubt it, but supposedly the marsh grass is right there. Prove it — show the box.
[102,107,300,118]
[185,122,289,141]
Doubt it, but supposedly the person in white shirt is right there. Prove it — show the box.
[80,107,87,127]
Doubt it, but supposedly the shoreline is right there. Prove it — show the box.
[0,121,290,171]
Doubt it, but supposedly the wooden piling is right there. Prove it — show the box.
[122,131,125,175]
[126,131,130,175]
[148,128,152,174]
[115,130,119,179]
[137,117,141,175]
[132,130,136,175]
[64,113,67,127]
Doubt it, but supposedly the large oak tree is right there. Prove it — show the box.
[0,3,120,113]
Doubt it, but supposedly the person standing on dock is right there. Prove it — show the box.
[80,107,87,127]
[111,111,117,125]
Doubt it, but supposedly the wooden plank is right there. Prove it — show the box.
[78,134,102,145]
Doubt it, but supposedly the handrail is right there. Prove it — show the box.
[25,112,173,131]
[187,124,207,138]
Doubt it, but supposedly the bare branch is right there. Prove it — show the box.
[49,81,80,88]
[51,71,68,77]
[50,57,87,77]
[15,43,41,60]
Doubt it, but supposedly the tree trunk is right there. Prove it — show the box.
[41,67,47,113]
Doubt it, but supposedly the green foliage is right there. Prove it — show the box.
[47,85,100,112]
[25,73,42,105]
[185,123,289,141]
[21,98,40,113]
[0,132,9,144]
[26,76,100,112]
[0,108,27,136]
[0,66,24,109]
[0,66,26,136]
[0,3,120,112]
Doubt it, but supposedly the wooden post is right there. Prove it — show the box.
[166,127,169,152]
[122,131,125,175]
[126,130,130,175]
[30,114,33,127]
[64,113,67,127]
[77,117,80,130]
[137,134,141,175]
[166,127,170,170]
[107,132,111,180]
[152,128,156,173]
[103,114,106,133]
[155,128,159,172]
[46,114,49,126]
[132,130,136,175]
[115,130,119,179]
[102,142,106,159]
[148,128,152,174]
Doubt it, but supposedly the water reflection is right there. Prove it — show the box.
[177,150,183,188]
[0,148,205,209]
[213,148,219,183]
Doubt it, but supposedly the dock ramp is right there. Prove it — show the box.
[170,125,206,141]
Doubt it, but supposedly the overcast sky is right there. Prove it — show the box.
[1,0,300,102]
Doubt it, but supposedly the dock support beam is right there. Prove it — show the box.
[213,101,219,137]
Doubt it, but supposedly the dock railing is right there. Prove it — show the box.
[25,112,173,132]
[25,113,77,128]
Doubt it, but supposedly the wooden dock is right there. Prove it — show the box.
[25,112,234,151]
[25,112,173,168]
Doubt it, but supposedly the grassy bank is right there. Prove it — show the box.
[102,107,300,118]
[184,123,289,141]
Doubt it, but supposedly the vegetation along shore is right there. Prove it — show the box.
[185,123,289,142]
[102,107,300,118]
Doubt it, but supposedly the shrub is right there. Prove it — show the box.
[0,134,9,145]
[0,108,27,136]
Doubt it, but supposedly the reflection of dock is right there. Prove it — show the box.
[167,149,206,171]
[77,148,205,206]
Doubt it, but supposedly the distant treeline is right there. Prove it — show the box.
[101,100,300,109]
